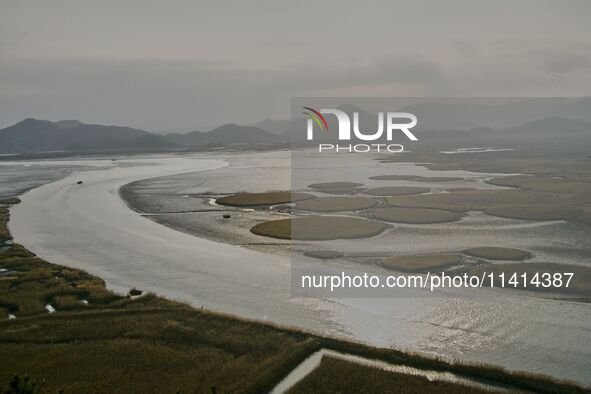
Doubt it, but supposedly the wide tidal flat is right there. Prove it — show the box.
[6,151,591,384]
[122,150,591,294]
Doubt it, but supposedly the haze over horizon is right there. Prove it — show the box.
[1,0,590,131]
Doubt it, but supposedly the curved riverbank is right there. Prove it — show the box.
[1,204,588,392]
[7,153,591,385]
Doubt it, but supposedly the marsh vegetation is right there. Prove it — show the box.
[463,247,531,261]
[251,216,388,240]
[374,207,463,224]
[382,254,463,273]
[369,175,463,182]
[365,186,430,196]
[216,191,314,206]
[0,197,21,205]
[296,196,377,212]
[3,174,589,392]
[307,182,365,194]
[287,357,490,394]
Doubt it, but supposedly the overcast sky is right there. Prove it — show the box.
[1,0,590,131]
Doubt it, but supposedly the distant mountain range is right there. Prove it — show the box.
[166,123,284,146]
[0,119,285,154]
[0,97,589,154]
[416,116,591,151]
[0,118,159,153]
[396,97,591,131]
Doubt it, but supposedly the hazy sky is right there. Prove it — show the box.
[1,0,590,131]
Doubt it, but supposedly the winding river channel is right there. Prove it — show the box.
[3,152,591,385]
